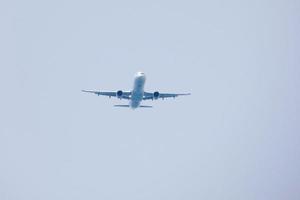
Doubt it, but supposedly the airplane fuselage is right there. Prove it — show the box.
[129,72,146,109]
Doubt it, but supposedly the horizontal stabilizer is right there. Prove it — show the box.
[114,105,153,108]
[139,105,153,108]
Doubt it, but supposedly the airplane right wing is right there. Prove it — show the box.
[82,90,131,99]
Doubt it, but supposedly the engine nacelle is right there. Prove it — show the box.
[116,90,123,98]
[153,91,160,99]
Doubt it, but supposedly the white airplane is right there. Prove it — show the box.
[82,72,191,109]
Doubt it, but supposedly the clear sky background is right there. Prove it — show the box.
[0,0,300,199]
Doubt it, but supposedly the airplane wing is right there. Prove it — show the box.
[143,92,191,100]
[82,90,131,99]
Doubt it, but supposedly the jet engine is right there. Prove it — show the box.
[116,90,123,99]
[153,91,160,99]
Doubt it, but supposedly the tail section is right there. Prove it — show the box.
[114,105,153,108]
[139,105,153,108]
[114,105,130,107]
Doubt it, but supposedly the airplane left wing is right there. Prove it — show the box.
[143,92,191,100]
[82,90,131,99]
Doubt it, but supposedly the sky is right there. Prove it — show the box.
[0,0,300,199]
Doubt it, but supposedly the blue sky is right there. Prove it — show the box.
[0,0,300,199]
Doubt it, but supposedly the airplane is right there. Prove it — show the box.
[82,72,191,109]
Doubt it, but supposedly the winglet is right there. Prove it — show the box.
[82,90,98,94]
[177,93,191,96]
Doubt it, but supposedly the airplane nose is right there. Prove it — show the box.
[136,72,145,77]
